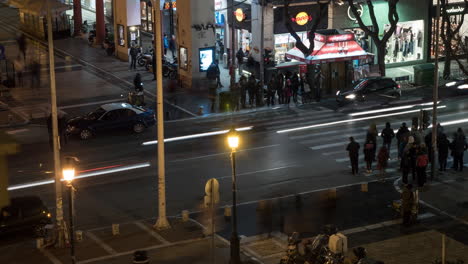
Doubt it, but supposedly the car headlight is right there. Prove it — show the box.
[336,90,341,96]
[345,94,356,99]
[457,84,468,89]
[446,81,457,87]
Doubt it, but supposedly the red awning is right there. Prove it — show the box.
[285,32,374,65]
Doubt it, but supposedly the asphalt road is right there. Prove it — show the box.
[5,94,468,231]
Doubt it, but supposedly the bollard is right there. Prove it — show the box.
[224,206,232,221]
[112,224,120,236]
[361,183,368,192]
[76,230,83,242]
[181,210,189,222]
[328,188,337,200]
[133,250,149,264]
[36,238,44,249]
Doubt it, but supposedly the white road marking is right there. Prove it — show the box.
[8,162,151,191]
[216,165,296,180]
[59,98,124,110]
[170,144,280,163]
[277,105,446,134]
[6,128,28,134]
[289,130,341,140]
[134,221,170,245]
[310,142,345,150]
[86,231,118,255]
[142,126,253,146]
[41,249,63,264]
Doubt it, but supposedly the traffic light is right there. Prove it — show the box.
[263,49,273,66]
[422,110,431,129]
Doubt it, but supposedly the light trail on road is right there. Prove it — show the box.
[141,126,253,146]
[277,105,447,134]
[8,162,150,191]
[349,101,441,117]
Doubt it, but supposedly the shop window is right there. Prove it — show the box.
[384,20,424,64]
[431,11,468,58]
[117,24,125,47]
[180,46,188,70]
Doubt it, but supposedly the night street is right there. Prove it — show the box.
[2,0,468,263]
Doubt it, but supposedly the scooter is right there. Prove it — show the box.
[163,59,178,79]
[137,49,153,67]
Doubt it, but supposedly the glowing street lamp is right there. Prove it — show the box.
[227,128,240,264]
[62,157,78,264]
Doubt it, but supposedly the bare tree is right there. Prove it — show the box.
[440,0,468,78]
[283,0,329,101]
[347,0,400,76]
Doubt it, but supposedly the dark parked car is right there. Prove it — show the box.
[336,77,401,106]
[0,196,52,237]
[66,103,156,140]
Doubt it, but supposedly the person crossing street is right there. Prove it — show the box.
[346,137,360,175]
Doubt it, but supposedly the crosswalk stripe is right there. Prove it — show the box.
[336,149,399,162]
[264,111,340,126]
[290,129,345,140]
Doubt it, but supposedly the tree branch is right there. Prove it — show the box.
[381,0,399,44]
[347,0,377,40]
[366,0,379,34]
[283,0,309,55]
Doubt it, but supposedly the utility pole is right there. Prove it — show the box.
[230,0,236,88]
[153,0,170,230]
[46,1,65,247]
[431,0,441,181]
[259,0,265,94]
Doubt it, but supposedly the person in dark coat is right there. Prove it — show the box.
[266,75,276,106]
[396,122,410,159]
[438,133,449,171]
[416,145,429,187]
[236,48,244,74]
[400,144,412,184]
[451,128,467,171]
[381,122,395,155]
[346,137,360,175]
[239,75,247,108]
[276,73,284,104]
[134,73,143,92]
[247,75,256,107]
[401,184,415,226]
[377,146,389,181]
[364,138,376,173]
[291,73,300,104]
[129,45,138,70]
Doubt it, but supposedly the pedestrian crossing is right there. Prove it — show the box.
[240,100,468,176]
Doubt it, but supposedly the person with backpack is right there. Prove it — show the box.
[377,146,389,182]
[415,145,429,187]
[396,123,410,159]
[381,122,395,156]
[346,137,360,175]
[364,138,376,174]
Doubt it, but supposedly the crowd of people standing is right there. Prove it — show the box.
[347,121,467,188]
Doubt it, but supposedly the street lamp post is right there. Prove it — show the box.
[227,129,240,264]
[63,158,76,264]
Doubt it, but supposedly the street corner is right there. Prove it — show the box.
[0,103,28,128]
[140,217,205,243]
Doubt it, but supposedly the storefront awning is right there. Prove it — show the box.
[285,32,374,64]
[275,61,306,69]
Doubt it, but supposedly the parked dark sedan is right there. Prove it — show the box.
[1,196,52,237]
[336,77,401,106]
[66,103,156,140]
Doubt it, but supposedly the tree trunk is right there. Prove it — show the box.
[377,45,386,77]
[306,64,318,101]
[443,50,451,80]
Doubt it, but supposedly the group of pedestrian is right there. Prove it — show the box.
[235,74,264,109]
[9,33,42,91]
[347,120,467,187]
[266,71,307,107]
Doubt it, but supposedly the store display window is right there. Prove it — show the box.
[180,47,188,70]
[117,24,125,47]
[431,10,468,58]
[384,20,424,64]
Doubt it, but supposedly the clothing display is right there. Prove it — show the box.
[384,20,424,64]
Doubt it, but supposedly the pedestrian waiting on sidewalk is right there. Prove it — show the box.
[438,133,450,171]
[415,144,428,187]
[129,44,138,70]
[396,122,410,159]
[346,137,360,175]
[381,122,395,157]
[377,146,389,182]
[450,128,467,172]
[364,138,376,174]
[239,75,247,108]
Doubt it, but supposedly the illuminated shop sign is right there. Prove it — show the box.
[326,33,354,43]
[234,8,245,22]
[291,12,312,26]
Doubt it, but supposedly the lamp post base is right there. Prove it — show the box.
[230,232,241,264]
[154,217,171,230]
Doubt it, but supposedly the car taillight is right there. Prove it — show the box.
[397,84,401,89]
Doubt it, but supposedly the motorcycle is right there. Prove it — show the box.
[137,48,153,67]
[163,59,178,80]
